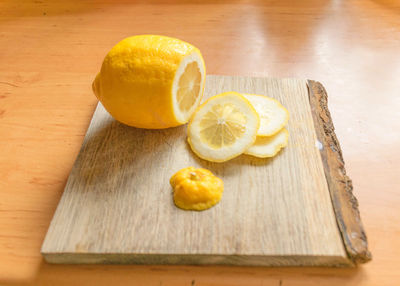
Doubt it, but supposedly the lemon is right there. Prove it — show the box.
[243,94,289,136]
[92,35,206,129]
[170,167,224,211]
[187,92,260,162]
[245,128,289,158]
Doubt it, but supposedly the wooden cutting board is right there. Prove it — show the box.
[41,76,370,266]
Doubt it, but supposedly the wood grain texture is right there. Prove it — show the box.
[41,76,349,266]
[307,81,371,264]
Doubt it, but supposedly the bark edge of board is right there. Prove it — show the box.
[307,80,372,265]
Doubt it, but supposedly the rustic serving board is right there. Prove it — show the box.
[41,76,370,266]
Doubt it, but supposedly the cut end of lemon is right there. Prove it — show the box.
[245,128,289,158]
[172,52,206,124]
[170,166,224,211]
[187,92,260,162]
[243,94,289,136]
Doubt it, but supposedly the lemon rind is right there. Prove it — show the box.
[244,128,289,158]
[243,93,289,137]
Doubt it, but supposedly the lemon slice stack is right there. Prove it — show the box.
[187,92,289,162]
[243,94,289,158]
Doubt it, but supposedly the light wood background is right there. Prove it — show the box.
[0,0,399,285]
[41,76,348,266]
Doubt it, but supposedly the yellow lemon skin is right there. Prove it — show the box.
[93,35,206,129]
[170,167,224,211]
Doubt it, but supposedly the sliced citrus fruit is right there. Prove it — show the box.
[187,92,260,162]
[245,128,289,158]
[92,35,206,129]
[243,94,289,136]
[170,167,224,211]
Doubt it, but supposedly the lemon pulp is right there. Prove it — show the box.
[187,92,260,162]
[177,62,202,113]
[199,103,247,148]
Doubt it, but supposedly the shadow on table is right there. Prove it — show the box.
[2,257,366,286]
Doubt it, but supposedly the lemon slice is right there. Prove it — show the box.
[245,128,289,158]
[187,92,260,162]
[243,94,289,136]
[93,35,206,129]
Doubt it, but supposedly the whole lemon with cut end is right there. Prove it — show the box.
[170,166,224,211]
[92,35,206,129]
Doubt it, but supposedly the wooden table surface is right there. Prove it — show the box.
[0,0,399,285]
